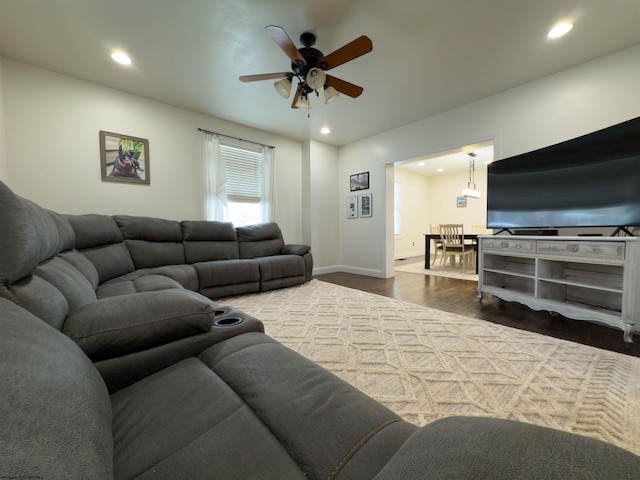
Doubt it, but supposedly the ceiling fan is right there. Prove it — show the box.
[239,25,373,109]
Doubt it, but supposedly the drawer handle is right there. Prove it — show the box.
[569,245,579,252]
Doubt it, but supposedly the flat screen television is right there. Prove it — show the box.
[486,116,640,231]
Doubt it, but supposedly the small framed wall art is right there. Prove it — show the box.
[100,130,150,184]
[347,195,358,218]
[350,171,369,191]
[359,193,372,218]
[457,196,467,208]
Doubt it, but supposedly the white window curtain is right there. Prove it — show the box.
[260,145,276,222]
[200,131,227,221]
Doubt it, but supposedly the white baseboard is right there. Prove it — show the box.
[313,264,386,279]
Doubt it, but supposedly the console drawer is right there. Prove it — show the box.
[481,238,535,254]
[537,241,625,260]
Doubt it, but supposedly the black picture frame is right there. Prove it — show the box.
[350,171,369,191]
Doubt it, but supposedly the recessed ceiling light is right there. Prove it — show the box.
[320,126,330,135]
[548,22,573,39]
[111,51,132,65]
[418,162,424,166]
[437,168,444,173]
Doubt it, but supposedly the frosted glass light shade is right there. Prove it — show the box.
[294,94,310,109]
[274,78,292,98]
[324,86,340,104]
[462,188,481,199]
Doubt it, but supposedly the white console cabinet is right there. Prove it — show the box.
[477,236,640,343]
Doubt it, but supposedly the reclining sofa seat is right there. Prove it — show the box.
[3,296,640,480]
[0,181,264,392]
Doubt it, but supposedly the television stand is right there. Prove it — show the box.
[612,226,635,237]
[477,235,640,343]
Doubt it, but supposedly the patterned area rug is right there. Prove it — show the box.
[395,260,478,282]
[219,280,640,455]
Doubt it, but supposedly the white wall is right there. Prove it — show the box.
[426,169,488,230]
[394,168,489,260]
[309,140,340,273]
[339,44,640,278]
[1,59,309,246]
[393,168,430,259]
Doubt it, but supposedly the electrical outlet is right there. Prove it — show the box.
[412,242,415,246]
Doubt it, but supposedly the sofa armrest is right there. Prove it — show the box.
[63,290,215,361]
[374,416,640,480]
[281,243,310,256]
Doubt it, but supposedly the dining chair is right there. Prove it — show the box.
[439,224,476,268]
[429,224,444,265]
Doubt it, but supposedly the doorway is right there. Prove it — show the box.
[387,140,495,275]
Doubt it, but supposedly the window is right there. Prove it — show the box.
[394,181,402,235]
[220,144,262,226]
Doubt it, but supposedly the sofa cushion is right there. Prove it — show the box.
[35,256,97,309]
[59,249,101,290]
[194,258,259,288]
[97,273,186,299]
[182,220,240,263]
[66,213,124,249]
[82,242,136,284]
[111,357,307,480]
[237,222,285,258]
[0,298,113,480]
[63,290,215,361]
[115,215,186,268]
[373,416,640,480]
[0,182,64,285]
[9,274,69,330]
[66,214,135,283]
[198,333,418,480]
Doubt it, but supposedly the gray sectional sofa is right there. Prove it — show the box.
[2,180,640,479]
[0,180,311,390]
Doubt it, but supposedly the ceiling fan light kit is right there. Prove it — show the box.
[274,77,292,98]
[240,25,372,109]
[323,86,340,104]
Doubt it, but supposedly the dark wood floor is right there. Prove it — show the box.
[315,256,640,358]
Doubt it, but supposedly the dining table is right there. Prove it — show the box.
[423,233,479,273]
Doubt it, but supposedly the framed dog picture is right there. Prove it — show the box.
[100,131,150,184]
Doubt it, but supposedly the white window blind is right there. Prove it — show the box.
[220,144,261,203]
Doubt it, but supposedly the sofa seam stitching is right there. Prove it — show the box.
[326,416,404,480]
[68,311,214,339]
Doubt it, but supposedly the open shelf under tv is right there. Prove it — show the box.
[477,235,640,343]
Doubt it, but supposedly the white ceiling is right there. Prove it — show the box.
[396,143,494,177]
[1,0,639,147]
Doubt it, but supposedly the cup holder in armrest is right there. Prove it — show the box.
[213,316,244,327]
[212,305,246,327]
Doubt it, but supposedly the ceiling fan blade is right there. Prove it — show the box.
[290,84,303,108]
[265,25,307,67]
[320,36,372,70]
[326,75,364,98]
[239,72,291,82]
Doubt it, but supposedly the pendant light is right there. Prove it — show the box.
[462,152,481,198]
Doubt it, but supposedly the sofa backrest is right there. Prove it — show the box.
[0,181,75,286]
[114,215,186,269]
[66,213,135,284]
[10,251,100,330]
[181,220,239,263]
[236,222,285,259]
[0,297,113,479]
